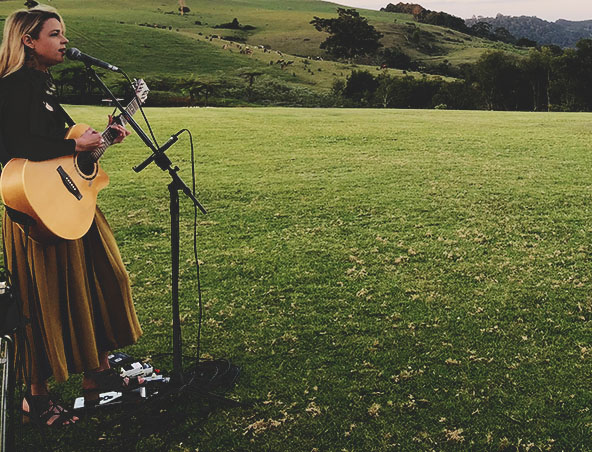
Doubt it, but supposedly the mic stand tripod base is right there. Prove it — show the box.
[167,360,246,409]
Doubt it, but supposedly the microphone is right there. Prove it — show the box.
[65,48,120,72]
[157,130,184,154]
[133,130,184,173]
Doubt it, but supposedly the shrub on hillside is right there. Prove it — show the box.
[380,47,413,70]
[343,70,379,104]
[214,18,255,31]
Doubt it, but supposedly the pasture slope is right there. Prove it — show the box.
[12,105,592,451]
[0,0,524,91]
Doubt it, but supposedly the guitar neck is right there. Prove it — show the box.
[88,96,141,162]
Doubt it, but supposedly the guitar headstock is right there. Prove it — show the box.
[132,78,149,104]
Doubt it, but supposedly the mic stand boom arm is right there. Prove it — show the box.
[87,67,208,386]
[86,67,206,212]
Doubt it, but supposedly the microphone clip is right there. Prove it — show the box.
[133,130,184,173]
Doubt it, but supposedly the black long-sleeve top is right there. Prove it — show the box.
[0,66,76,165]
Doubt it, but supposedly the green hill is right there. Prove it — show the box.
[0,0,527,102]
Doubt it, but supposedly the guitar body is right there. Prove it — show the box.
[0,123,109,242]
[0,79,148,242]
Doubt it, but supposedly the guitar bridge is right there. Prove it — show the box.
[57,166,82,200]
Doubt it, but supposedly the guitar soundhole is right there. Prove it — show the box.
[76,153,96,178]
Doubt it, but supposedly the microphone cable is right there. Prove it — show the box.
[117,71,206,377]
[185,128,205,370]
[120,70,161,149]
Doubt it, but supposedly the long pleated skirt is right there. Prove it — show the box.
[2,207,142,384]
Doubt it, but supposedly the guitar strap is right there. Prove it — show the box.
[54,102,75,128]
[0,118,9,167]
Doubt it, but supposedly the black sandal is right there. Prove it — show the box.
[22,393,78,427]
[83,367,145,395]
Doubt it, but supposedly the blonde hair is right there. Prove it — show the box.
[0,5,65,78]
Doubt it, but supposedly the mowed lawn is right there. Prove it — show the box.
[12,107,592,451]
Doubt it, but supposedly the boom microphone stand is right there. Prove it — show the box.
[86,67,241,406]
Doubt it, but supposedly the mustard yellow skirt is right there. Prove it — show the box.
[2,207,142,384]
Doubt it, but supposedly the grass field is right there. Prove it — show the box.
[8,106,592,451]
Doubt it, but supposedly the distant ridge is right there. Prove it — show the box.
[465,14,592,47]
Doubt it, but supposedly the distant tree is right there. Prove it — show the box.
[545,45,564,57]
[239,70,263,88]
[375,74,396,108]
[432,80,484,110]
[552,49,582,110]
[381,3,425,15]
[178,77,221,106]
[520,47,556,111]
[473,51,521,110]
[415,10,469,33]
[545,42,592,111]
[469,22,493,39]
[24,0,38,9]
[331,79,346,96]
[516,37,537,48]
[53,66,92,99]
[574,39,592,109]
[239,70,264,102]
[310,9,383,60]
[343,70,379,104]
[380,47,412,70]
[493,27,516,44]
[215,18,241,30]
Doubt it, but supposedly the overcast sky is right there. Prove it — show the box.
[328,1,591,22]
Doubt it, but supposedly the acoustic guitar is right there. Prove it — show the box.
[0,79,149,242]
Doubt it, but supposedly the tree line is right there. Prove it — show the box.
[312,8,592,111]
[48,7,592,111]
[50,39,592,111]
[335,39,592,111]
[380,3,530,46]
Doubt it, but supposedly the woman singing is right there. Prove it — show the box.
[0,6,142,426]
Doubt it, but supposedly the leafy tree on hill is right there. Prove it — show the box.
[493,27,516,44]
[216,18,241,29]
[380,2,425,15]
[416,10,469,33]
[469,21,493,39]
[380,47,412,70]
[517,37,538,47]
[310,9,383,60]
[343,70,379,104]
[382,3,469,34]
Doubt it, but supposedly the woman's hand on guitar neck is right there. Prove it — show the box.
[75,128,104,152]
[108,115,131,144]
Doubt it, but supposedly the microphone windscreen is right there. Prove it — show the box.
[65,48,81,60]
